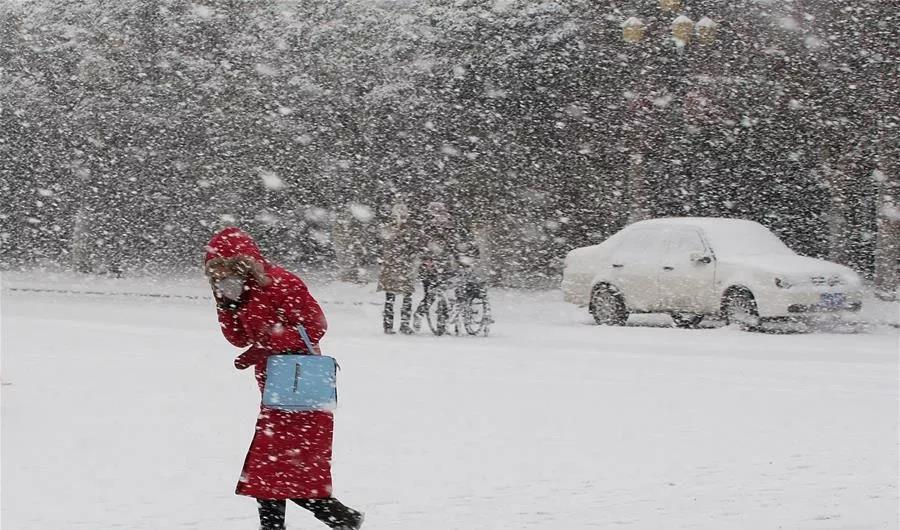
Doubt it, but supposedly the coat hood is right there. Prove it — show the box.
[204,227,267,265]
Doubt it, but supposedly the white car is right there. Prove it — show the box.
[562,217,863,329]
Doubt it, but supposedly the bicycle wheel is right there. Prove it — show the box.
[463,294,491,336]
[426,293,449,336]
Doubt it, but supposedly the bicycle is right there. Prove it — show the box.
[417,267,492,336]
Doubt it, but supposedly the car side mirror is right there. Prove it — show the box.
[690,252,712,264]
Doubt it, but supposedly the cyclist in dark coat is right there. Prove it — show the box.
[413,202,479,331]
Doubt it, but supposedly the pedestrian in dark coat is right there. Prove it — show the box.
[204,227,363,530]
[413,202,461,327]
[377,203,418,334]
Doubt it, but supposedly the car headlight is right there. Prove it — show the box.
[774,277,793,289]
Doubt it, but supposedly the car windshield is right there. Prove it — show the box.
[704,223,794,257]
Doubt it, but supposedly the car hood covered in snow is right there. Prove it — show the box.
[719,253,856,278]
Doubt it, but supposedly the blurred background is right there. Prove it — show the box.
[1,0,896,295]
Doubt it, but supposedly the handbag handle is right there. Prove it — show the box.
[296,324,317,354]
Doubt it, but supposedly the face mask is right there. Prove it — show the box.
[215,276,246,301]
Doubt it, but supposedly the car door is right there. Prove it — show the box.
[610,228,668,312]
[657,228,717,313]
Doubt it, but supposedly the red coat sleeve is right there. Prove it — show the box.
[217,306,251,347]
[276,273,328,346]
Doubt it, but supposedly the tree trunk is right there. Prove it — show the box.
[627,153,652,224]
[824,163,855,267]
[874,167,900,300]
[71,207,92,274]
[472,223,495,286]
[870,0,899,300]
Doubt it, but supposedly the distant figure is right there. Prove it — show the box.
[332,206,368,283]
[377,203,418,334]
[203,227,364,530]
[413,201,464,330]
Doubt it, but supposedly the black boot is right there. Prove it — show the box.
[383,293,396,334]
[258,499,286,530]
[293,498,364,530]
[336,509,365,530]
[399,294,414,334]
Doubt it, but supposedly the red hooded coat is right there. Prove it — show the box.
[205,227,333,500]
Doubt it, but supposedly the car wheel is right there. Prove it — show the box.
[672,313,704,329]
[723,289,761,331]
[590,286,628,326]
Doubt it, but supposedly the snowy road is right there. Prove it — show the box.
[2,278,898,530]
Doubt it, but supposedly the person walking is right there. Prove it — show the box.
[377,203,418,334]
[203,227,363,530]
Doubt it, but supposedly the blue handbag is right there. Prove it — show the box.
[261,325,338,412]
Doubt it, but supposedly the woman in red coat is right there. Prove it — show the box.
[204,227,363,530]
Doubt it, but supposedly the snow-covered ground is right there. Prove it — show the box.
[2,273,898,530]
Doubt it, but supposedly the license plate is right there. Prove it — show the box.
[820,293,846,309]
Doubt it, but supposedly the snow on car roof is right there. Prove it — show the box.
[630,216,761,230]
[565,217,794,267]
[629,217,793,256]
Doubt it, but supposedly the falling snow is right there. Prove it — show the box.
[1,1,898,528]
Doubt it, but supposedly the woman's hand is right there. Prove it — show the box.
[234,355,251,370]
[234,346,268,370]
[209,276,232,307]
[217,296,241,312]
